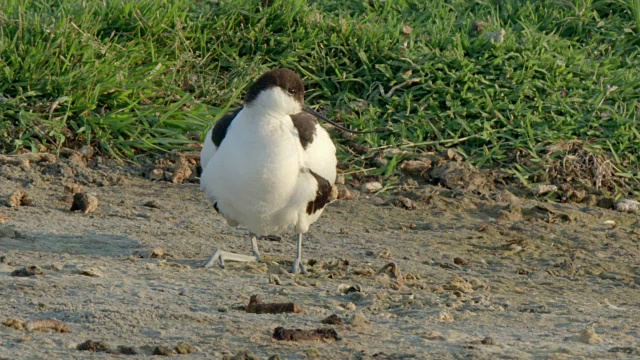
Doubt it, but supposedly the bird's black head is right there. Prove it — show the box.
[244,68,305,108]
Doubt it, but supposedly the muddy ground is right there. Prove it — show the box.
[0,153,639,359]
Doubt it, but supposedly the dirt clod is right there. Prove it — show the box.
[321,314,343,325]
[245,295,302,314]
[272,327,339,342]
[6,190,33,207]
[110,346,137,355]
[223,351,259,360]
[614,199,639,214]
[152,345,175,356]
[453,257,469,266]
[337,186,353,200]
[399,160,431,175]
[70,193,98,213]
[3,318,25,330]
[395,196,417,210]
[174,343,193,354]
[143,200,164,209]
[77,340,110,352]
[361,182,382,193]
[11,266,44,277]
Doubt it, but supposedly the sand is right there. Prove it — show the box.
[1,155,639,359]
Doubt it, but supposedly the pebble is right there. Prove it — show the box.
[148,168,165,181]
[399,160,431,175]
[614,199,639,213]
[396,196,417,210]
[361,182,382,193]
[453,257,469,266]
[77,340,110,352]
[533,184,558,196]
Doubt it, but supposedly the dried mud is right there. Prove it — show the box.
[1,155,639,359]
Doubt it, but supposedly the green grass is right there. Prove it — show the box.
[1,0,639,192]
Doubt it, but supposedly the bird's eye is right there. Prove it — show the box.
[288,88,297,94]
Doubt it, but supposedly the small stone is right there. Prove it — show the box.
[174,343,193,354]
[485,28,505,43]
[614,199,639,213]
[337,186,352,200]
[572,326,603,344]
[70,193,98,214]
[78,267,102,277]
[77,340,110,352]
[152,345,175,356]
[11,266,43,277]
[148,168,165,181]
[361,182,382,193]
[321,314,343,325]
[399,160,431,175]
[269,275,281,285]
[79,145,94,158]
[396,196,417,210]
[481,336,495,345]
[377,247,392,259]
[609,347,639,355]
[533,184,558,196]
[114,346,137,355]
[453,257,469,266]
[444,148,463,161]
[223,351,259,360]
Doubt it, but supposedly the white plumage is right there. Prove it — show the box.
[199,69,337,274]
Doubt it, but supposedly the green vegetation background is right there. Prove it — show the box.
[1,0,639,190]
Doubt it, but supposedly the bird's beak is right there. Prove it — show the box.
[302,106,380,134]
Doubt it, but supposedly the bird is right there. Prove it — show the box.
[199,68,339,274]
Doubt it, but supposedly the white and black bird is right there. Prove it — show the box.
[200,68,344,274]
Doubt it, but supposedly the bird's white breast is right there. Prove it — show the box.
[200,107,335,235]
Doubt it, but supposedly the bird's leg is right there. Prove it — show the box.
[289,233,307,274]
[204,236,260,268]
